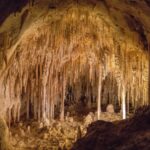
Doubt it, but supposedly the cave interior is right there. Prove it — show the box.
[0,0,150,150]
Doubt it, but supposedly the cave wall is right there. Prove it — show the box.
[0,0,150,123]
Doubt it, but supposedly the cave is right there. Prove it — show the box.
[0,0,150,150]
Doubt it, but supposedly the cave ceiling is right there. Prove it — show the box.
[0,0,150,121]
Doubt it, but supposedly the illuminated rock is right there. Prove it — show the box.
[0,0,149,125]
[19,128,25,137]
[84,112,94,126]
[0,0,150,149]
[39,122,44,129]
[0,118,12,150]
[27,125,30,134]
[106,104,115,113]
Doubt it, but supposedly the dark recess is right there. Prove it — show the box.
[145,0,150,7]
[0,0,28,25]
[125,14,148,51]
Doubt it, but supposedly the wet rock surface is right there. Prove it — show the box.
[72,106,150,150]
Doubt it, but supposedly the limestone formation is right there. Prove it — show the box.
[0,118,12,150]
[84,112,94,126]
[106,104,115,113]
[0,0,149,125]
[0,0,150,149]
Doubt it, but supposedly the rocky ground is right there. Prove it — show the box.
[8,112,122,150]
[72,106,150,150]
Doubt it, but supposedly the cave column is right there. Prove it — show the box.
[42,85,46,120]
[97,64,102,120]
[42,55,51,122]
[121,83,126,119]
[60,72,66,121]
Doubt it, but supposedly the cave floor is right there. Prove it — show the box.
[9,112,123,150]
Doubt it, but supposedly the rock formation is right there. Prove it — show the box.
[0,117,12,150]
[72,105,150,150]
[0,0,150,149]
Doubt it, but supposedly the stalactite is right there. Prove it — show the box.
[60,70,66,121]
[127,85,130,114]
[0,6,149,126]
[26,82,30,120]
[17,102,21,122]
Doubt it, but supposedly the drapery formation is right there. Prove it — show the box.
[0,3,149,124]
